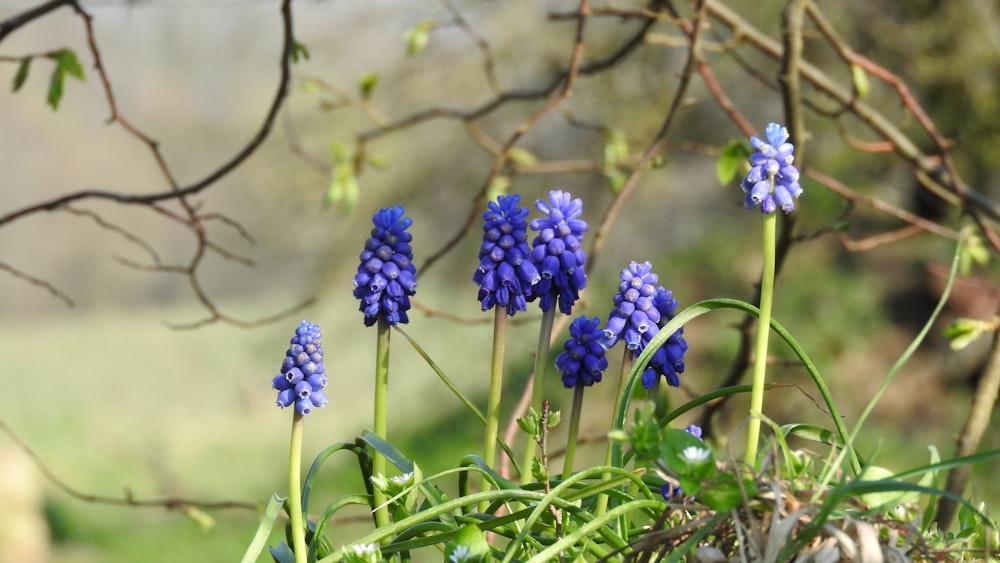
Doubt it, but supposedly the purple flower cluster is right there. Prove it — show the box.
[272,321,328,416]
[556,316,608,388]
[529,191,588,314]
[602,261,687,389]
[473,194,541,316]
[353,206,418,327]
[741,123,803,214]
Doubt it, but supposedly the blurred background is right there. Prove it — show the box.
[1,0,999,560]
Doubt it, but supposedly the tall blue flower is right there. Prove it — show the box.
[272,321,328,416]
[556,316,608,388]
[353,206,418,327]
[603,261,688,389]
[529,190,588,314]
[473,194,541,316]
[741,123,803,214]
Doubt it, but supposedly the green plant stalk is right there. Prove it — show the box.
[745,211,776,467]
[288,412,308,563]
[521,306,556,484]
[373,317,391,531]
[562,383,585,479]
[595,348,634,519]
[481,308,507,510]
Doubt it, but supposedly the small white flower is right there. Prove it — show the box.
[390,472,414,486]
[369,473,389,490]
[342,543,381,563]
[681,446,711,463]
[448,545,473,562]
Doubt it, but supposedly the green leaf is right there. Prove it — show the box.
[359,72,379,99]
[959,230,990,275]
[658,428,715,479]
[444,524,490,563]
[851,63,870,99]
[943,317,994,351]
[508,147,538,166]
[403,19,433,56]
[12,58,31,92]
[238,494,285,563]
[46,66,65,109]
[289,40,310,64]
[716,139,747,185]
[54,49,85,80]
[860,466,907,509]
[699,474,757,512]
[603,129,628,167]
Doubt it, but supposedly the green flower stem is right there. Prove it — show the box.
[287,412,308,563]
[520,306,556,484]
[745,211,776,467]
[373,317,391,531]
[481,308,507,510]
[561,383,585,479]
[595,348,634,519]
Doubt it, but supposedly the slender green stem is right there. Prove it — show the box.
[287,412,307,563]
[562,383,585,479]
[521,306,556,484]
[481,308,507,509]
[745,212,777,467]
[595,348,634,519]
[373,317,391,530]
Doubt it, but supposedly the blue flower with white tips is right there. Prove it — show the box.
[741,123,803,214]
[556,316,608,388]
[353,206,418,327]
[272,321,328,416]
[603,261,688,389]
[473,194,541,316]
[529,190,588,314]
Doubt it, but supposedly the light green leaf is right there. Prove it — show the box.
[851,63,870,99]
[603,129,628,167]
[46,66,65,109]
[12,58,31,92]
[508,147,537,166]
[444,524,490,562]
[403,19,433,56]
[943,317,994,351]
[54,49,85,80]
[290,40,310,63]
[716,139,747,185]
[359,72,379,99]
[699,475,757,512]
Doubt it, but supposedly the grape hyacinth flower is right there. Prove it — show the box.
[473,194,541,316]
[557,316,608,388]
[602,261,688,389]
[529,190,588,314]
[272,321,328,416]
[741,122,803,214]
[353,206,418,327]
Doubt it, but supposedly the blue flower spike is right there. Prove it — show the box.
[557,316,608,388]
[529,190,588,314]
[353,206,418,327]
[473,194,541,316]
[603,261,688,390]
[272,320,328,416]
[741,123,803,214]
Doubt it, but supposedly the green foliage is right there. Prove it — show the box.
[46,48,85,110]
[716,139,748,185]
[11,57,31,91]
[290,40,311,64]
[325,143,360,214]
[403,19,433,56]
